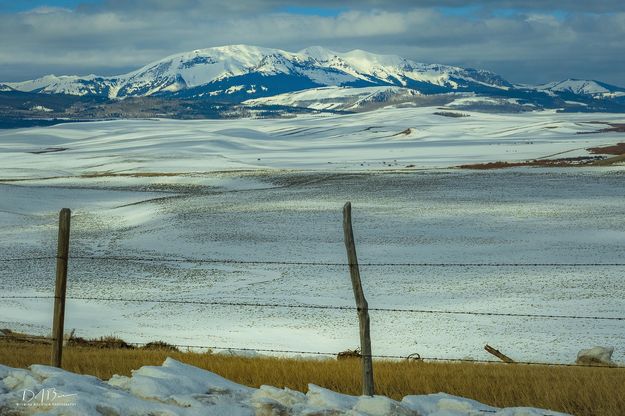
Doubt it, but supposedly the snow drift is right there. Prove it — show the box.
[0,358,569,415]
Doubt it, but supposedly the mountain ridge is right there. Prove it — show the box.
[4,45,518,99]
[3,45,625,114]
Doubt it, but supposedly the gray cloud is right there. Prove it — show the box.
[1,2,624,87]
[91,0,625,13]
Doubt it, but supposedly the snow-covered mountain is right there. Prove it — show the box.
[3,45,625,114]
[6,45,512,100]
[0,83,15,92]
[243,86,424,111]
[536,79,625,98]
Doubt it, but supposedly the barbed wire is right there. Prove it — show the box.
[0,256,55,262]
[368,307,625,321]
[2,295,624,321]
[2,254,625,267]
[0,296,54,300]
[2,241,623,381]
[1,334,621,370]
[68,255,625,267]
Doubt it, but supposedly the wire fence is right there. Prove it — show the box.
[0,256,57,262]
[3,332,623,370]
[4,254,625,267]
[2,253,624,368]
[1,295,624,321]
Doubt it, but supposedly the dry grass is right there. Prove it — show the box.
[586,142,625,166]
[458,156,607,169]
[591,153,625,166]
[587,142,625,156]
[1,340,624,416]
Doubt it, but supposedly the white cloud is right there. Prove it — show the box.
[0,4,623,87]
[22,6,73,14]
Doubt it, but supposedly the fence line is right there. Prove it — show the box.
[4,255,625,267]
[68,255,625,267]
[0,256,56,262]
[2,295,624,321]
[3,205,625,379]
[3,333,623,370]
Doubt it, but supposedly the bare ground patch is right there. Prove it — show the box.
[588,142,625,155]
[458,156,606,170]
[28,147,68,154]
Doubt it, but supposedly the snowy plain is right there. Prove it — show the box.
[0,106,624,366]
[1,107,624,177]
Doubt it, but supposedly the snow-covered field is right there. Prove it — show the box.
[1,107,625,365]
[0,358,569,415]
[0,107,624,177]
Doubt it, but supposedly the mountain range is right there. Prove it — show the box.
[2,45,625,123]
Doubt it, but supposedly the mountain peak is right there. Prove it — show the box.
[537,78,625,96]
[298,46,339,60]
[210,44,289,57]
[3,45,624,111]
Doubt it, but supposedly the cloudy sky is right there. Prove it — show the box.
[1,0,624,86]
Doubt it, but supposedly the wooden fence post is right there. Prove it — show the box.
[51,208,71,368]
[484,344,515,363]
[343,202,375,396]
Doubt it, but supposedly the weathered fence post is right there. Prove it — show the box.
[51,208,71,368]
[484,344,515,363]
[342,202,374,396]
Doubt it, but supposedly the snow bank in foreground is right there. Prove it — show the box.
[0,358,569,415]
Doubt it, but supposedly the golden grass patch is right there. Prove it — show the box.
[1,340,624,416]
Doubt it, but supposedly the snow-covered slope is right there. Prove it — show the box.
[536,79,625,98]
[0,83,15,92]
[1,110,625,363]
[300,46,511,91]
[5,45,512,100]
[5,46,625,113]
[0,358,570,415]
[244,86,422,110]
[6,74,116,96]
[0,107,622,176]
